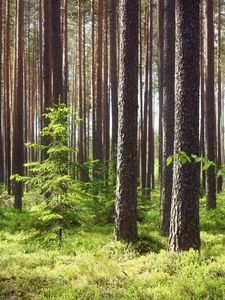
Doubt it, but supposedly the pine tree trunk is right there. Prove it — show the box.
[50,0,63,103]
[115,0,138,242]
[13,0,24,209]
[204,0,216,209]
[95,0,103,168]
[4,0,11,193]
[146,1,153,196]
[168,0,200,252]
[157,0,164,191]
[0,0,3,183]
[110,0,118,162]
[217,0,222,193]
[160,0,175,236]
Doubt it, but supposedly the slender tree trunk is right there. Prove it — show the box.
[4,0,11,193]
[110,0,118,163]
[91,0,96,161]
[141,7,148,193]
[43,0,51,109]
[115,0,138,242]
[78,0,84,180]
[168,0,200,252]
[160,0,175,236]
[50,0,63,103]
[146,1,153,196]
[217,0,222,193]
[204,0,216,209]
[103,1,109,183]
[95,0,103,169]
[13,0,24,209]
[200,1,206,193]
[63,0,68,105]
[157,0,164,191]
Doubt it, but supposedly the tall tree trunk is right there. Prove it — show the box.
[146,1,154,196]
[157,0,164,191]
[13,0,24,209]
[103,1,109,183]
[141,7,148,193]
[115,0,138,242]
[91,0,96,161]
[168,0,200,252]
[78,0,84,180]
[200,1,206,193]
[217,0,222,193]
[160,0,175,236]
[50,0,63,103]
[4,0,11,193]
[95,0,103,170]
[0,0,3,183]
[63,0,68,105]
[204,0,216,209]
[43,0,52,109]
[110,0,118,163]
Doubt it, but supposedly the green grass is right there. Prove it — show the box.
[0,190,224,299]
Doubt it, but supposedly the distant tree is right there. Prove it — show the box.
[204,0,216,209]
[115,0,138,242]
[168,0,200,251]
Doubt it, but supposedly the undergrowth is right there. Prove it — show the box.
[0,190,224,299]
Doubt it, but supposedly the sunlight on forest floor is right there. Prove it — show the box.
[0,190,224,299]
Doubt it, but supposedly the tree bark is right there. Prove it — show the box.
[115,0,138,242]
[168,0,200,251]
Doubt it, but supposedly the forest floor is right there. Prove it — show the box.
[0,190,224,300]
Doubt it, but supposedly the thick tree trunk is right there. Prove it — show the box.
[168,0,200,252]
[13,0,24,209]
[160,0,175,236]
[0,0,3,183]
[115,0,138,242]
[204,0,216,209]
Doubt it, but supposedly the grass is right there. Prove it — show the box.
[0,190,224,299]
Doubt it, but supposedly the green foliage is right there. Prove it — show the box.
[0,190,224,299]
[11,103,82,246]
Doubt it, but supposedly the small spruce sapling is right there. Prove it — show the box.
[11,103,79,247]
